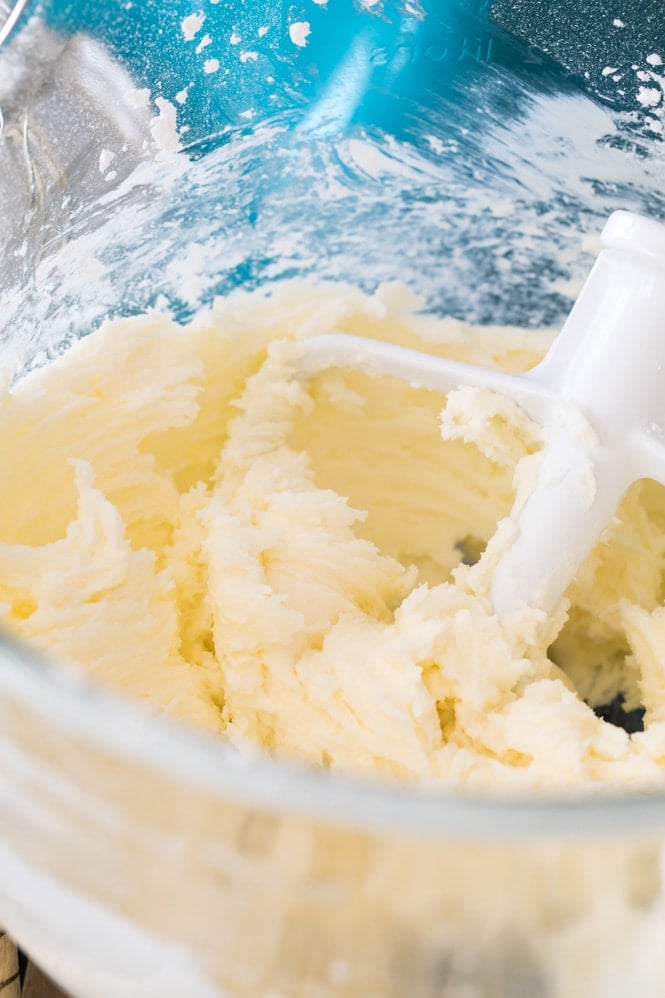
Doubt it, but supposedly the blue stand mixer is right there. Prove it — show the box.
[1,0,664,338]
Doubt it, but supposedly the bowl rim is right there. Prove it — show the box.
[3,631,665,841]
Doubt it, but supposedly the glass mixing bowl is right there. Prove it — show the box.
[2,2,665,995]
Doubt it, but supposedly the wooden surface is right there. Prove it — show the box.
[0,933,20,998]
[22,963,69,998]
[0,932,68,998]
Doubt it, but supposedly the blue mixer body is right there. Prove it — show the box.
[2,1,665,351]
[30,0,568,150]
[28,0,664,150]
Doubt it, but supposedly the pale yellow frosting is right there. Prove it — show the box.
[2,280,665,790]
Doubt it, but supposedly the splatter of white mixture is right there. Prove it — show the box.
[289,21,311,48]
